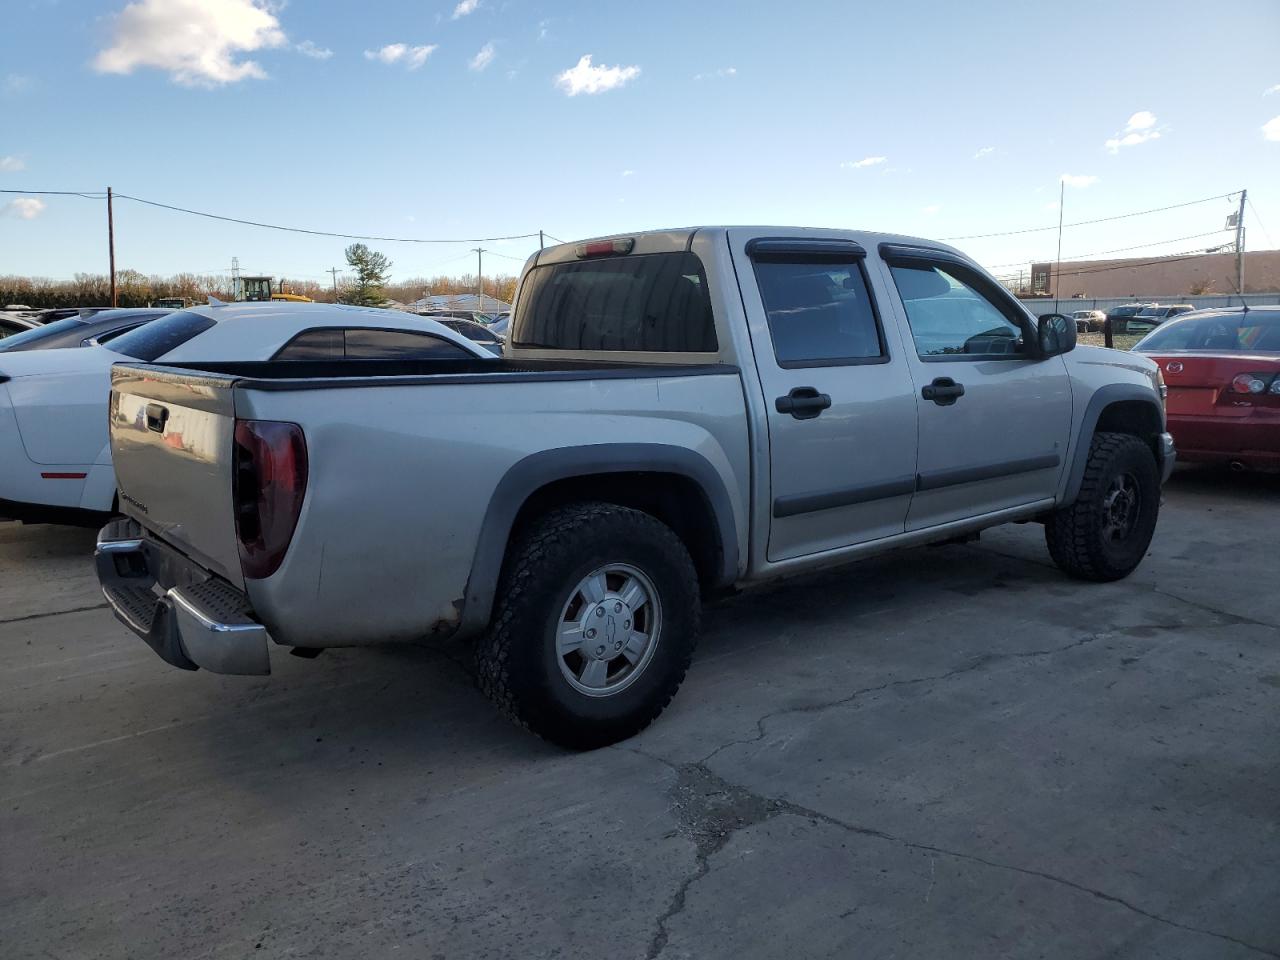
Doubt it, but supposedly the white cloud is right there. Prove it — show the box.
[537,19,551,41]
[365,43,437,69]
[922,205,941,215]
[93,0,287,87]
[296,40,332,60]
[3,74,32,96]
[0,156,25,172]
[1264,116,1280,141]
[452,0,479,19]
[555,54,640,96]
[1,197,45,220]
[973,146,995,159]
[1104,111,1163,152]
[1266,84,1280,96]
[694,66,737,80]
[1060,173,1099,188]
[1126,110,1157,130]
[469,42,495,72]
[841,156,886,169]
[621,169,635,177]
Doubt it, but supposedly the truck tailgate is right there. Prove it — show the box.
[109,364,244,586]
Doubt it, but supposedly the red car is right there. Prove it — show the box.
[1135,306,1280,471]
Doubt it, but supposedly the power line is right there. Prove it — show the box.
[1246,196,1274,249]
[1,187,547,244]
[0,188,106,199]
[989,229,1231,270]
[940,190,1239,241]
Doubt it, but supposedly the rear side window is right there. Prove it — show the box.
[1136,312,1280,353]
[0,317,84,351]
[275,328,344,360]
[345,329,473,359]
[752,258,885,365]
[273,327,475,360]
[110,311,216,361]
[513,251,717,352]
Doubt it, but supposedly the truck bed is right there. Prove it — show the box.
[148,357,739,390]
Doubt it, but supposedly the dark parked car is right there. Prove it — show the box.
[1135,306,1280,471]
[1105,303,1155,334]
[0,313,43,339]
[1125,304,1197,335]
[434,317,504,355]
[0,308,170,353]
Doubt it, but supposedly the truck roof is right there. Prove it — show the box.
[531,226,970,268]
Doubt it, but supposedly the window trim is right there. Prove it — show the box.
[880,244,1040,363]
[748,239,891,369]
[271,326,476,361]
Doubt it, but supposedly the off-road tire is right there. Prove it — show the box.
[1046,432,1160,582]
[475,502,700,749]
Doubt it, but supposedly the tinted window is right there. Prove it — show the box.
[889,262,1026,358]
[0,317,84,351]
[442,319,501,343]
[1136,312,1280,353]
[753,259,884,363]
[274,328,344,360]
[111,311,216,361]
[344,329,474,359]
[514,251,717,352]
[92,323,148,345]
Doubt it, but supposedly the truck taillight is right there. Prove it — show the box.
[233,419,308,580]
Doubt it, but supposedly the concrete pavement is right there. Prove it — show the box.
[2,467,1278,959]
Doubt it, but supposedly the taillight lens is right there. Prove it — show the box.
[233,419,308,579]
[1231,373,1271,395]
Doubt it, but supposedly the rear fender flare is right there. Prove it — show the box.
[458,444,740,637]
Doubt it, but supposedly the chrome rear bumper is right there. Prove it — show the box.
[95,518,270,675]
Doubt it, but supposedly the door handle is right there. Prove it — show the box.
[145,403,169,433]
[921,377,965,406]
[775,387,832,420]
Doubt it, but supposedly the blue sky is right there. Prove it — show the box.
[1,0,1278,288]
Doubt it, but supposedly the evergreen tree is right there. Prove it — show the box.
[340,243,392,306]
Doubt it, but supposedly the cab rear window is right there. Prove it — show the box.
[110,311,215,361]
[512,251,717,352]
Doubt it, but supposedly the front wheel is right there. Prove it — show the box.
[475,502,700,749]
[1045,432,1160,582]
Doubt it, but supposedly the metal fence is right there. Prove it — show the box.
[1018,293,1278,315]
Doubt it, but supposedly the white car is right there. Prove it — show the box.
[0,301,494,524]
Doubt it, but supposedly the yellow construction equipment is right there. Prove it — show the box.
[238,276,314,303]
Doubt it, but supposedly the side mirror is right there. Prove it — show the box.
[1037,313,1077,357]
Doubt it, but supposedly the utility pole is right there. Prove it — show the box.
[1235,189,1247,303]
[327,267,340,301]
[472,247,486,305]
[107,187,117,307]
[231,256,241,301]
[539,229,544,251]
[1053,178,1065,313]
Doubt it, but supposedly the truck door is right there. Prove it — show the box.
[729,233,919,562]
[875,246,1072,531]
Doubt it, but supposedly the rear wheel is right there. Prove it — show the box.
[476,502,700,749]
[1046,432,1160,582]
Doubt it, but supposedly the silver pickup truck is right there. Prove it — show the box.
[97,228,1174,748]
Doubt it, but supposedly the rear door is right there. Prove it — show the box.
[729,233,919,561]
[110,365,245,585]
[876,247,1072,531]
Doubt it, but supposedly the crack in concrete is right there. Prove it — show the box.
[0,603,109,627]
[697,632,1105,767]
[627,749,1280,959]
[961,541,1279,631]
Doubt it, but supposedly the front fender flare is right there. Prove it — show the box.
[1059,384,1166,505]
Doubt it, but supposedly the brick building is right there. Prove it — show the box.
[1028,249,1280,300]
